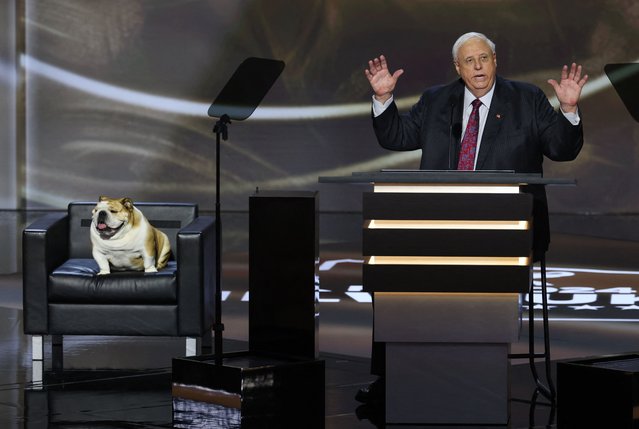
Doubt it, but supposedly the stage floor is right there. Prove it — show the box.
[2,210,639,427]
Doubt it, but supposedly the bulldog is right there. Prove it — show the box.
[90,196,171,275]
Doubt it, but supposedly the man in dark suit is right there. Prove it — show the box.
[356,32,588,404]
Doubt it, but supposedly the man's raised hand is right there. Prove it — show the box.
[365,55,404,103]
[547,63,588,114]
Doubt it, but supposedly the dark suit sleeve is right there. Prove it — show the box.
[534,88,584,162]
[372,94,427,152]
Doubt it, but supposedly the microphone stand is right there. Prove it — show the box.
[212,113,231,366]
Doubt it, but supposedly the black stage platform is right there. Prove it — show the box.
[2,211,639,427]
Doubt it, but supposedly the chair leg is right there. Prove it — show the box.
[185,337,198,356]
[32,335,44,361]
[32,360,43,390]
[31,335,44,389]
[185,329,214,356]
[51,335,63,372]
[201,328,213,353]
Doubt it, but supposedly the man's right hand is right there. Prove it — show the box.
[365,55,404,103]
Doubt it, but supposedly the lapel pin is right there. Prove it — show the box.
[496,113,502,119]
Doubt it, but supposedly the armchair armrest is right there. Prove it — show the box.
[176,215,215,336]
[23,212,69,333]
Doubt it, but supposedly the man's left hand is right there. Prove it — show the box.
[547,63,588,113]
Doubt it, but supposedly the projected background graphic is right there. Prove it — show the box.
[15,0,639,213]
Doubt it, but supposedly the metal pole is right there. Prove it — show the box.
[213,114,230,365]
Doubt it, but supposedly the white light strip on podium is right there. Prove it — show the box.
[365,220,529,230]
[367,256,530,266]
[373,184,521,194]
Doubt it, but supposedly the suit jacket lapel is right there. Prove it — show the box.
[450,82,465,169]
[476,77,510,170]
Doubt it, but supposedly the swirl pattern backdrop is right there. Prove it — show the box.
[15,0,639,212]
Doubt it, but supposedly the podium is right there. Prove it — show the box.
[320,170,571,425]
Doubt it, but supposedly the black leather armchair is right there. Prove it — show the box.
[22,202,216,370]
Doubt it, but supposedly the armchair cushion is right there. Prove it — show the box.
[49,259,178,304]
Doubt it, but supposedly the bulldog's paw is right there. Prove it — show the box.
[98,270,110,275]
[145,267,158,273]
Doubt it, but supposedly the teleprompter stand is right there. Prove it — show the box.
[172,58,324,427]
[207,57,285,364]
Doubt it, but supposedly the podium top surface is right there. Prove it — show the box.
[318,170,575,186]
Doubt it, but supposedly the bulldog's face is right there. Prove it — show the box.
[91,196,134,240]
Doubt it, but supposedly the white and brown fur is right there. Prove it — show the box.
[90,196,171,275]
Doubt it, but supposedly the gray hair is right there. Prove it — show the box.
[452,32,496,62]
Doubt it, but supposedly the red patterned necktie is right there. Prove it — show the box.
[457,98,482,170]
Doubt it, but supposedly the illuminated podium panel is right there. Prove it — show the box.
[363,191,533,293]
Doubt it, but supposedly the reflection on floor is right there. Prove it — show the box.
[5,326,560,429]
[2,211,639,427]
